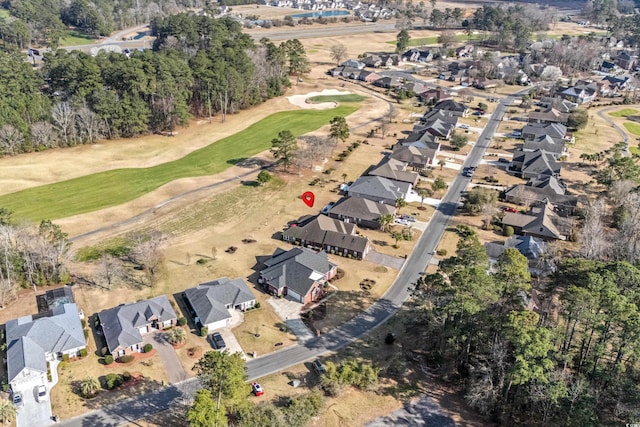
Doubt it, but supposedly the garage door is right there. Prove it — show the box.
[206,319,228,331]
[287,288,302,303]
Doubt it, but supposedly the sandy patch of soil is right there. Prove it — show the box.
[287,89,352,109]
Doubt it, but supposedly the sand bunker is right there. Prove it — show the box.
[287,89,352,109]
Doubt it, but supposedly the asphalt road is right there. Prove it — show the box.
[58,91,524,427]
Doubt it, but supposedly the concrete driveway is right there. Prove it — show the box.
[215,328,246,358]
[365,249,406,270]
[145,332,189,384]
[267,296,315,343]
[15,376,54,427]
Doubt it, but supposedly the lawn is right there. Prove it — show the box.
[623,122,640,136]
[0,106,358,222]
[386,33,481,47]
[59,30,95,47]
[307,94,366,103]
[0,9,9,18]
[631,146,640,156]
[609,108,639,118]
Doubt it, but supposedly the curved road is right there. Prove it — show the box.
[596,105,631,156]
[59,91,524,427]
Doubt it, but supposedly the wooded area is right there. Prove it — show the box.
[408,225,640,425]
[0,14,298,156]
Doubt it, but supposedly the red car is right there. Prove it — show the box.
[252,382,264,396]
[503,206,518,213]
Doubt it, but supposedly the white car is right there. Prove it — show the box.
[36,385,48,402]
[458,124,470,129]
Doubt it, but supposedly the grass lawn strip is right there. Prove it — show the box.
[59,30,95,47]
[386,33,481,46]
[609,108,639,118]
[0,106,358,222]
[307,94,366,103]
[623,121,640,136]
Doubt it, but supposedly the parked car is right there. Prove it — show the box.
[12,392,23,408]
[252,382,265,396]
[312,359,326,375]
[401,215,417,222]
[36,385,47,402]
[498,158,510,163]
[458,124,470,129]
[210,332,226,350]
[395,218,410,226]
[502,206,518,213]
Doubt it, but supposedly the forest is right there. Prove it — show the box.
[408,224,640,425]
[0,14,303,156]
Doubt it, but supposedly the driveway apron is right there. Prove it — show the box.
[145,332,189,384]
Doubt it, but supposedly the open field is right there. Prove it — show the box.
[623,122,640,136]
[609,108,639,117]
[386,32,483,47]
[307,94,366,103]
[59,30,95,47]
[0,106,358,222]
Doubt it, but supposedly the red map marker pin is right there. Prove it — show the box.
[302,191,315,208]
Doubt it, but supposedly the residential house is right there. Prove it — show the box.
[522,135,566,157]
[600,60,616,73]
[259,247,337,304]
[183,278,256,331]
[402,81,428,95]
[527,108,569,125]
[421,109,459,125]
[418,88,453,105]
[521,122,568,142]
[98,296,177,357]
[615,52,635,70]
[362,55,386,68]
[340,59,365,69]
[560,84,596,104]
[432,99,469,117]
[401,127,441,149]
[484,235,549,276]
[327,196,396,229]
[6,302,86,390]
[391,145,438,171]
[511,149,561,179]
[503,176,579,216]
[401,48,434,62]
[537,96,577,113]
[282,215,371,260]
[601,75,630,92]
[456,45,473,57]
[501,201,573,241]
[472,77,501,90]
[348,175,412,205]
[368,156,419,185]
[373,76,403,89]
[420,118,455,139]
[358,70,382,83]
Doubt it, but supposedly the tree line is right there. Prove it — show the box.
[407,224,640,425]
[0,0,208,47]
[0,14,307,156]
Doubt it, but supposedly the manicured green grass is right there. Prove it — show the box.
[59,30,94,47]
[631,146,640,156]
[0,9,10,19]
[623,122,640,136]
[609,108,639,118]
[0,106,358,222]
[386,33,481,47]
[307,94,366,103]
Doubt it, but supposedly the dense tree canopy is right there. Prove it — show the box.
[0,14,291,156]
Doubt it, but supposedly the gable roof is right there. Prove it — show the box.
[522,122,567,140]
[522,135,565,154]
[328,196,396,222]
[348,175,411,201]
[6,303,85,382]
[261,247,336,296]
[514,149,561,177]
[184,278,255,326]
[502,202,572,239]
[368,157,419,184]
[282,215,370,253]
[99,296,177,353]
[391,145,436,167]
[528,108,569,123]
[433,99,468,113]
[422,118,456,138]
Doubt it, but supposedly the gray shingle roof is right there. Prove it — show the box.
[328,196,396,222]
[522,122,567,140]
[391,146,435,169]
[98,296,177,353]
[349,175,411,202]
[282,215,369,253]
[6,303,85,382]
[368,157,419,184]
[261,248,336,297]
[184,278,255,326]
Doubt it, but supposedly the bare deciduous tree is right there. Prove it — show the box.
[0,125,24,156]
[95,254,125,289]
[51,102,77,146]
[329,44,348,66]
[131,232,165,285]
[579,198,609,260]
[30,121,58,150]
[76,106,104,144]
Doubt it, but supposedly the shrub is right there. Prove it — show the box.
[79,348,88,357]
[503,226,515,237]
[84,329,89,339]
[385,333,396,345]
[143,343,153,353]
[118,355,135,363]
[334,268,345,280]
[104,355,114,365]
[123,371,132,381]
[105,373,124,390]
[255,302,261,309]
[200,326,209,337]
[62,354,70,362]
[177,317,187,326]
[436,249,447,256]
[81,319,87,329]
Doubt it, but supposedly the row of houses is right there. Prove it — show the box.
[499,106,579,241]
